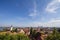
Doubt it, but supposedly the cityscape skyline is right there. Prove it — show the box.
[0,0,60,27]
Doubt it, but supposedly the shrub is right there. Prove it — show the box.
[45,28,60,40]
[0,33,30,40]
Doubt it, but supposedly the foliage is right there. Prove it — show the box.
[0,33,30,40]
[30,27,42,40]
[30,27,33,35]
[46,27,60,40]
[30,27,37,40]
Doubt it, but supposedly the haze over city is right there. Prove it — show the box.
[0,0,60,27]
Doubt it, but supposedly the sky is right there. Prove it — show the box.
[0,0,60,27]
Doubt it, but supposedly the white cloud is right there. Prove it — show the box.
[45,0,60,13]
[58,0,60,2]
[17,17,28,20]
[27,19,60,27]
[29,11,37,17]
[48,19,60,23]
[45,19,60,27]
[1,18,60,27]
[47,19,60,27]
[29,1,39,18]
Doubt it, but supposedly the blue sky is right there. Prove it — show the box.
[0,0,60,27]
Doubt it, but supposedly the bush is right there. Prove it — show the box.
[0,33,30,40]
[45,28,60,40]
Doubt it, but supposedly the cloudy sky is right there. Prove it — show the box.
[0,0,60,27]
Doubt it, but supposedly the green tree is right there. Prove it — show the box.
[30,27,33,35]
[46,27,60,40]
[30,27,37,40]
